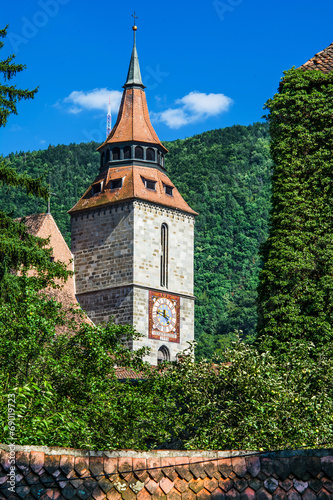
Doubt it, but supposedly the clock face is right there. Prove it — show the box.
[149,291,180,343]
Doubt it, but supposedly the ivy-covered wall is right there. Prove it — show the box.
[258,69,333,347]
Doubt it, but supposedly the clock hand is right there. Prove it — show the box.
[163,310,171,323]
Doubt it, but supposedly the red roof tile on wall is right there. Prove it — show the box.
[3,445,333,499]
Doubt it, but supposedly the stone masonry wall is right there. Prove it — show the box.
[1,445,332,499]
[71,203,134,294]
[133,202,195,295]
[76,286,133,328]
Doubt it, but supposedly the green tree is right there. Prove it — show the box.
[257,69,333,348]
[0,25,38,127]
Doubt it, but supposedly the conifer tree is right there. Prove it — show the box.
[257,68,333,347]
[0,25,38,128]
[0,25,64,293]
[0,25,45,203]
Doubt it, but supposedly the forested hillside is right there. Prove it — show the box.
[1,122,272,357]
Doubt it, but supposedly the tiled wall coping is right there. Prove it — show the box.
[1,443,333,499]
[1,443,332,458]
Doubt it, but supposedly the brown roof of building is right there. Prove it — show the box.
[115,366,147,380]
[20,212,48,235]
[68,165,198,216]
[97,87,168,153]
[18,213,92,326]
[299,43,333,73]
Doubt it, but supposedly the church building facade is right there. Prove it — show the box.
[69,24,197,365]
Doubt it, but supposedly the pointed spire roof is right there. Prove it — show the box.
[124,26,144,88]
[70,19,196,217]
[97,23,167,153]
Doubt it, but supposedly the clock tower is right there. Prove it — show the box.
[69,23,197,365]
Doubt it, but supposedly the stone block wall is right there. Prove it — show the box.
[70,200,195,365]
[76,286,133,327]
[71,203,134,294]
[133,202,195,295]
[1,445,332,499]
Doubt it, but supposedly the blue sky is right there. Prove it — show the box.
[1,0,333,156]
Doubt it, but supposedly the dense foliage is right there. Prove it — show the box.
[258,69,333,348]
[2,334,333,450]
[1,123,272,357]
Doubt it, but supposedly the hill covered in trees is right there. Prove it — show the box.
[1,122,272,357]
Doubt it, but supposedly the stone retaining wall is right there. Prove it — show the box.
[0,445,332,499]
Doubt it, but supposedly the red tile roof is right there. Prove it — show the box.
[299,43,333,73]
[98,87,167,153]
[69,165,198,216]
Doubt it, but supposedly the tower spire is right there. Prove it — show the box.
[124,13,145,88]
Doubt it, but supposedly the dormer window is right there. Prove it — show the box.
[142,177,156,191]
[164,184,173,196]
[106,149,110,163]
[91,182,102,195]
[110,178,123,190]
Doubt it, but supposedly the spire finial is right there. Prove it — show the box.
[124,12,145,88]
[132,11,138,28]
[132,12,138,45]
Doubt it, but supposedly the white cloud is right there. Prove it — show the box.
[57,88,122,114]
[154,91,233,129]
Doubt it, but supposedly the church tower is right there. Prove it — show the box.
[69,23,197,365]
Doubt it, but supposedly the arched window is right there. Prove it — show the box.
[146,148,155,161]
[157,345,170,364]
[161,223,168,287]
[135,146,144,159]
[112,147,120,160]
[100,152,105,168]
[106,149,110,163]
[124,146,131,159]
[157,151,161,164]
